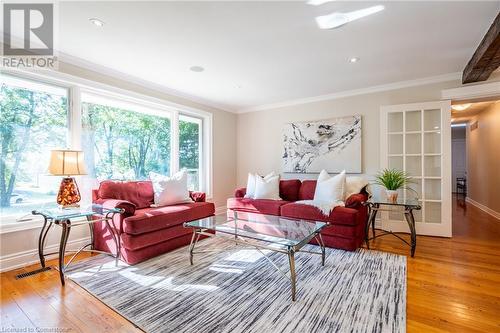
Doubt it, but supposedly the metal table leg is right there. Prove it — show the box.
[38,217,52,268]
[365,204,378,249]
[404,208,417,257]
[287,247,296,301]
[188,229,201,265]
[58,220,71,286]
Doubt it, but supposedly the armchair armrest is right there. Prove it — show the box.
[189,191,206,202]
[94,198,136,216]
[235,187,247,198]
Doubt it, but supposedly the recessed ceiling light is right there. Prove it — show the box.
[349,57,359,63]
[451,103,472,111]
[190,66,204,73]
[89,18,105,27]
[315,5,385,30]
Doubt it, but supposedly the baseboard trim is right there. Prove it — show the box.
[215,205,228,215]
[0,237,91,273]
[465,197,500,220]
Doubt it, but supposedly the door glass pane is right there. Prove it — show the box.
[179,115,201,191]
[406,156,421,177]
[406,178,422,200]
[389,207,403,221]
[424,132,441,154]
[424,109,440,131]
[405,110,421,132]
[389,156,403,170]
[425,179,441,200]
[388,112,403,132]
[425,202,441,223]
[389,134,403,154]
[405,133,421,154]
[0,76,68,222]
[412,209,422,223]
[424,156,441,177]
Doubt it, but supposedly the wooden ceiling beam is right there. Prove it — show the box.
[462,12,500,84]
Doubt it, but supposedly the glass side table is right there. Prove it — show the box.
[362,195,421,257]
[32,204,124,285]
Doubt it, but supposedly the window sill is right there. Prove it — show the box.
[0,217,46,235]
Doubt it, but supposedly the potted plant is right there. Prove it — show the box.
[374,169,414,203]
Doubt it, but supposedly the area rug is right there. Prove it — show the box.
[66,238,406,333]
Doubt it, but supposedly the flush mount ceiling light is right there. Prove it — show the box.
[451,103,472,111]
[307,0,335,5]
[189,66,205,73]
[89,18,105,27]
[315,5,385,30]
[349,57,359,63]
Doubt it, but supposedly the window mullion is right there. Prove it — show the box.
[69,86,82,149]
[171,110,180,175]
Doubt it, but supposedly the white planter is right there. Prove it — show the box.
[386,190,399,203]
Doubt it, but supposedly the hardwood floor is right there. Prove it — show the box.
[1,195,499,332]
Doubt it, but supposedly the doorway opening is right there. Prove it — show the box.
[450,99,500,222]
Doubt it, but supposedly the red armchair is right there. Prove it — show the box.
[92,180,214,264]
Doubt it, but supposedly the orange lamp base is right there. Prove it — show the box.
[57,177,81,208]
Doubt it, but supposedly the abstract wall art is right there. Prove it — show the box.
[282,115,362,173]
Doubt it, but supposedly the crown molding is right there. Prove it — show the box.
[238,72,462,113]
[58,52,236,114]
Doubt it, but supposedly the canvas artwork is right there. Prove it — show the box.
[282,115,362,173]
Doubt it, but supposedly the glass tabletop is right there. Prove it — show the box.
[365,194,421,208]
[32,204,123,221]
[185,213,327,248]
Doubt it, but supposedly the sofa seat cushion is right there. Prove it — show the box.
[123,202,215,235]
[121,224,192,251]
[227,198,290,216]
[280,203,360,226]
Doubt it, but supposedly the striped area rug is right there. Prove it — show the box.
[66,238,406,333]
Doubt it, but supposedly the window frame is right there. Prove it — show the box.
[0,71,213,233]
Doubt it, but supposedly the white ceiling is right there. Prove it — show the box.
[56,1,499,112]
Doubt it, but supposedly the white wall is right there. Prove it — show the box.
[466,102,500,215]
[0,61,237,272]
[236,80,462,186]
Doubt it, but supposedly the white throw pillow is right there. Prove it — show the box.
[344,176,369,200]
[314,170,346,203]
[253,175,281,200]
[244,172,275,198]
[149,170,191,207]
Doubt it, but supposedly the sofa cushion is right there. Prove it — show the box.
[121,224,192,251]
[280,203,360,226]
[279,179,302,201]
[122,201,215,235]
[227,198,290,216]
[298,180,317,200]
[98,180,154,209]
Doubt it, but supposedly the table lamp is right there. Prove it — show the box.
[48,149,87,208]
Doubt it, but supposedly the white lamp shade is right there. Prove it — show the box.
[48,150,87,176]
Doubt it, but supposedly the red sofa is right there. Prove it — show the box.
[92,180,214,264]
[227,179,368,251]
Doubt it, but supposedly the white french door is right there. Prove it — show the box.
[380,101,452,237]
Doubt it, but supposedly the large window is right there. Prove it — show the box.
[0,76,68,221]
[0,74,211,227]
[82,97,171,180]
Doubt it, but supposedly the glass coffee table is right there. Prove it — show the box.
[184,212,327,301]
